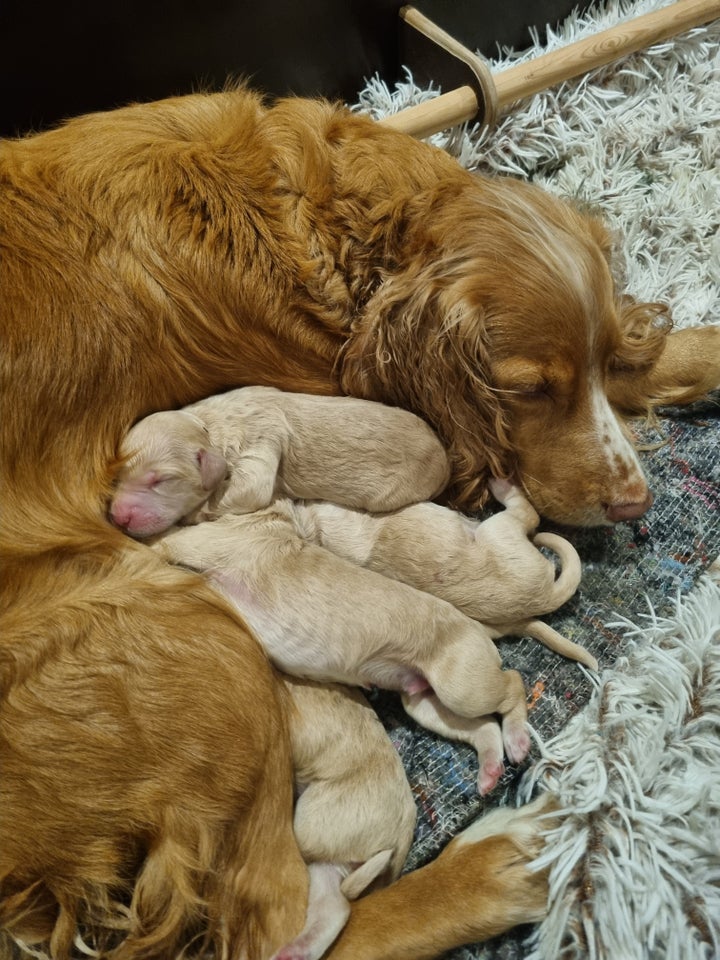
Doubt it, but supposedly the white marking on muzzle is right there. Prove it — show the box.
[591,380,646,496]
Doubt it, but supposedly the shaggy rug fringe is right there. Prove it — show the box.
[519,563,720,960]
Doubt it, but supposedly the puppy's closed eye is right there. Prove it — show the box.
[145,471,170,490]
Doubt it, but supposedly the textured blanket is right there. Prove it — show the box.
[354,1,720,956]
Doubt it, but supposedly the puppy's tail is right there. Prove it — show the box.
[532,532,582,610]
[340,848,394,901]
[520,619,598,671]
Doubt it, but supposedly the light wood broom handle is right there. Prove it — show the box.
[382,0,720,138]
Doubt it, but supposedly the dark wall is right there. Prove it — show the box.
[0,0,398,137]
[1,1,588,138]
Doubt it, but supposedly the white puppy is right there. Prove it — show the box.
[274,678,415,960]
[110,386,449,537]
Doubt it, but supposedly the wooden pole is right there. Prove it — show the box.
[381,0,720,139]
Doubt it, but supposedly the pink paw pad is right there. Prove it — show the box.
[478,758,505,796]
[503,725,531,765]
[272,940,315,960]
[403,675,431,695]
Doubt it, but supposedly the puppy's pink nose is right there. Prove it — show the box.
[604,491,654,523]
[110,504,132,529]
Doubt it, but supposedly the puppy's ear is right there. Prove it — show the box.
[197,448,228,491]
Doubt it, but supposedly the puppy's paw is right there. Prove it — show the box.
[502,721,531,766]
[478,756,505,796]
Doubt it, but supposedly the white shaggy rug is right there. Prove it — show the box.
[520,565,720,960]
[354,2,720,958]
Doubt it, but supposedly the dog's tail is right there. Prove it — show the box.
[520,619,598,671]
[532,532,582,610]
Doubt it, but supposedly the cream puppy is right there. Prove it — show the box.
[150,481,594,795]
[291,478,597,669]
[274,678,416,960]
[151,508,532,783]
[110,386,450,537]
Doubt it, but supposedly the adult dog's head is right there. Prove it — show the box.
[339,170,668,526]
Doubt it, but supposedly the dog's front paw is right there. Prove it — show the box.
[439,794,559,930]
[454,792,558,855]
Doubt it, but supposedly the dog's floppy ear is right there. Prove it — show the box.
[197,447,228,491]
[614,296,671,369]
[582,213,672,377]
[339,255,515,511]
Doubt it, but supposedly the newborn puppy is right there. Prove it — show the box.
[292,478,597,670]
[275,678,415,960]
[283,479,596,794]
[151,479,594,795]
[110,386,450,537]
[151,508,531,781]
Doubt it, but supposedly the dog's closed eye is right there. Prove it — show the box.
[510,381,553,400]
[493,359,566,402]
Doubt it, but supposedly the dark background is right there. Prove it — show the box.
[1,0,589,138]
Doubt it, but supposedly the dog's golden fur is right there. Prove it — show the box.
[1,87,718,958]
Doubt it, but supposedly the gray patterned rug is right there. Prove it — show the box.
[371,399,719,853]
[355,1,720,956]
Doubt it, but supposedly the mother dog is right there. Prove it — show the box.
[1,88,718,959]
